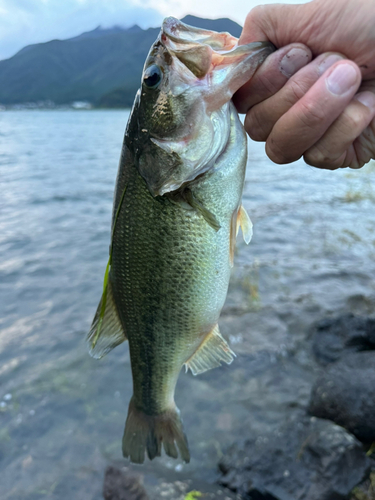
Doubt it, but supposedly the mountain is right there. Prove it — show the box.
[180,15,241,37]
[0,16,242,108]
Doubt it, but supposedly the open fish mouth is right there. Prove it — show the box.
[160,16,274,93]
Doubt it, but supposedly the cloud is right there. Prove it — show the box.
[0,0,310,61]
[131,0,309,31]
[0,0,164,60]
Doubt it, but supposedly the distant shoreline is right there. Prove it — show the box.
[0,17,242,110]
[0,105,132,111]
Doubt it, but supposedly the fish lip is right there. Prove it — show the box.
[161,17,275,56]
[162,17,181,37]
[161,16,239,51]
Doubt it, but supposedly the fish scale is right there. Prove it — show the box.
[112,122,240,407]
[87,16,274,464]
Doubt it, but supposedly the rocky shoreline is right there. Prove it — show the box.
[103,314,375,500]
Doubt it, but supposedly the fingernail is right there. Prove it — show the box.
[318,54,344,76]
[355,91,375,111]
[326,63,358,95]
[280,47,311,78]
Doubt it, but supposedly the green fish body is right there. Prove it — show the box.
[88,17,274,464]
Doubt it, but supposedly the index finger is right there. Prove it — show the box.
[266,61,362,164]
[233,44,312,113]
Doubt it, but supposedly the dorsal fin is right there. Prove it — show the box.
[87,278,127,359]
[184,325,235,376]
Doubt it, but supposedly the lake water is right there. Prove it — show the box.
[1,110,375,499]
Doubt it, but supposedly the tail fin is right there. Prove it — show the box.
[122,398,190,464]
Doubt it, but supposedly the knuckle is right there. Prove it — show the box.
[353,131,375,167]
[304,144,342,169]
[257,70,283,96]
[266,137,296,164]
[245,107,270,141]
[243,5,272,42]
[304,149,327,168]
[246,5,266,24]
[341,108,367,133]
[297,99,327,129]
[287,79,308,104]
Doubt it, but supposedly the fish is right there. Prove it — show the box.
[87,17,274,464]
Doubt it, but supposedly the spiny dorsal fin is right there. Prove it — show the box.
[185,325,235,376]
[87,278,127,359]
[237,204,253,244]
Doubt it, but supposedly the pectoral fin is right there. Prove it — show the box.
[237,204,253,244]
[185,325,235,376]
[87,277,127,359]
[230,204,253,266]
[184,189,221,231]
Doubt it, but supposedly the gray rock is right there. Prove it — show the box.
[103,466,149,500]
[350,469,375,500]
[309,351,375,442]
[219,412,370,500]
[311,314,375,365]
[102,466,239,500]
[150,479,239,500]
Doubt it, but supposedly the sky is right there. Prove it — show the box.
[0,0,308,61]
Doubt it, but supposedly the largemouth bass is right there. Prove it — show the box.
[88,17,273,464]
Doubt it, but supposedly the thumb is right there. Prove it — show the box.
[239,2,316,47]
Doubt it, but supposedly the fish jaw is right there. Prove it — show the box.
[161,17,274,111]
[132,18,274,198]
[162,16,239,51]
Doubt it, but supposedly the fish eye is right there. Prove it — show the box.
[143,65,163,89]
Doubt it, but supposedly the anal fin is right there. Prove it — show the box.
[87,277,127,359]
[185,325,235,376]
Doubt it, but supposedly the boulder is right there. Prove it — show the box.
[219,412,370,500]
[309,351,375,442]
[103,466,149,500]
[311,314,375,365]
[103,465,238,500]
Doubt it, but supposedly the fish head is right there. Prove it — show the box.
[129,17,274,197]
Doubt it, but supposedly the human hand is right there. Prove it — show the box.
[235,0,375,170]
